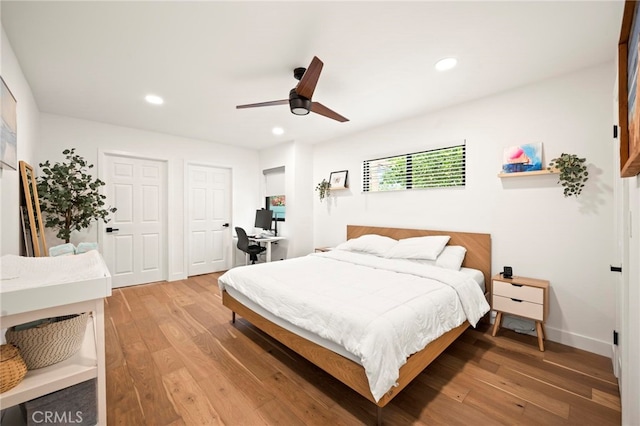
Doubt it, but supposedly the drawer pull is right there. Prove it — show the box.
[511,283,523,287]
[511,298,523,303]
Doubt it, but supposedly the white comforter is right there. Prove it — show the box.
[218,250,489,402]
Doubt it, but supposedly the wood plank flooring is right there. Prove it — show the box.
[105,273,621,425]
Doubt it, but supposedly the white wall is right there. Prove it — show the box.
[313,63,616,356]
[38,113,260,281]
[289,142,314,256]
[0,27,40,255]
[258,140,314,261]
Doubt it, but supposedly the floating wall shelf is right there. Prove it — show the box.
[498,168,559,178]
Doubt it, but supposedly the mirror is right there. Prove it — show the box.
[19,160,48,256]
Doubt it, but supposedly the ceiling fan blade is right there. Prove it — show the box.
[311,102,349,122]
[295,56,323,99]
[236,99,288,109]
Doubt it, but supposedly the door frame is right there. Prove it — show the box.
[614,67,640,425]
[98,149,172,283]
[183,160,234,276]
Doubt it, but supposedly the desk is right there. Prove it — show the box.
[248,236,285,262]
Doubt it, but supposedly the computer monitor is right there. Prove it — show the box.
[254,209,273,232]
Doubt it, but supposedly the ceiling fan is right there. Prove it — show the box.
[236,56,349,122]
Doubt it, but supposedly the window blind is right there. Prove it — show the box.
[263,166,285,196]
[362,144,465,192]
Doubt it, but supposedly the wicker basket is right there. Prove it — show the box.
[5,312,89,370]
[0,344,28,393]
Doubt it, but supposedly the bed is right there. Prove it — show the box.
[218,225,491,423]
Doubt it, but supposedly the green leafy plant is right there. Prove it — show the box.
[315,179,331,201]
[547,153,589,198]
[37,148,117,243]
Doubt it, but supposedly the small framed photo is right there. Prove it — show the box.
[329,170,348,189]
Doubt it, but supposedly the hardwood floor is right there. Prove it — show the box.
[105,273,621,425]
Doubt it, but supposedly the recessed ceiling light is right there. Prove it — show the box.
[272,127,284,135]
[435,57,457,72]
[145,94,164,105]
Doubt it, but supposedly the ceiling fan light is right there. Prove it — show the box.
[292,107,310,115]
[290,97,311,115]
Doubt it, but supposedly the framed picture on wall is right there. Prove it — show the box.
[618,0,640,177]
[329,170,348,189]
[1,76,17,170]
[501,143,543,173]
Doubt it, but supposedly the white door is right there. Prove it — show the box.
[612,137,625,380]
[187,164,231,276]
[613,97,624,379]
[102,154,167,288]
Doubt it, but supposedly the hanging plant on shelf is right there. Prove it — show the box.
[315,179,331,201]
[547,153,589,198]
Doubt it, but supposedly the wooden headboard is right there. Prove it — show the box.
[347,225,492,286]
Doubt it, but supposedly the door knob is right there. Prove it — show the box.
[222,223,230,228]
[106,227,120,233]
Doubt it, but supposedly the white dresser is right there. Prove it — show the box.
[0,252,111,425]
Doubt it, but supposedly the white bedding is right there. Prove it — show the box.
[460,267,486,293]
[218,250,490,402]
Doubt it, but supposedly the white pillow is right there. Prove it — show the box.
[404,245,467,271]
[435,245,467,270]
[334,234,398,257]
[385,235,450,260]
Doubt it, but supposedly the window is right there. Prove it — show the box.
[362,143,465,192]
[265,195,285,221]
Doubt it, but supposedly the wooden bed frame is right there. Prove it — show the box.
[222,225,491,419]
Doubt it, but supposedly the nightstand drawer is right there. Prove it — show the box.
[493,280,544,304]
[493,295,544,321]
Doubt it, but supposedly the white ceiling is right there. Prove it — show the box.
[1,1,624,150]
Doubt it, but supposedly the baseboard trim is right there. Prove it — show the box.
[544,325,611,358]
[168,272,186,282]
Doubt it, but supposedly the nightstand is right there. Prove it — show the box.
[491,274,549,351]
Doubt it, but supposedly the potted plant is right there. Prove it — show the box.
[37,148,117,243]
[547,153,589,197]
[315,179,331,201]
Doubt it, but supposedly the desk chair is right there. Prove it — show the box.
[235,227,266,264]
